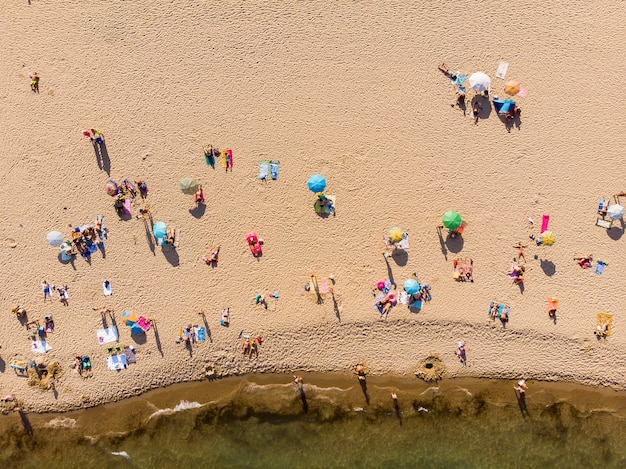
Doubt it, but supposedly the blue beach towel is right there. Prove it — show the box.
[270,161,280,180]
[196,327,206,341]
[258,160,270,180]
[595,260,607,275]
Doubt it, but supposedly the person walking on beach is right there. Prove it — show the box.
[456,341,467,365]
[29,72,40,93]
[515,379,528,394]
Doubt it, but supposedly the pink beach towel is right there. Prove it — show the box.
[123,197,132,215]
[541,214,550,233]
[516,86,528,98]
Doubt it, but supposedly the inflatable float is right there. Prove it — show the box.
[246,232,262,257]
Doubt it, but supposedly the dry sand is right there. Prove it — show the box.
[1,1,625,412]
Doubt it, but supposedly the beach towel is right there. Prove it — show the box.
[596,217,612,229]
[103,280,112,296]
[124,346,137,364]
[31,340,52,353]
[123,197,132,216]
[97,326,119,345]
[174,228,181,248]
[267,297,276,311]
[397,291,409,304]
[270,161,280,180]
[258,160,270,180]
[495,61,509,79]
[598,198,609,216]
[107,354,128,371]
[136,316,152,332]
[373,294,385,313]
[597,313,613,336]
[319,277,330,294]
[397,232,410,250]
[195,326,206,341]
[541,214,550,233]
[516,86,528,98]
[595,260,607,275]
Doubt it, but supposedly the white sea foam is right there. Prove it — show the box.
[47,417,76,428]
[147,400,203,420]
[111,451,131,460]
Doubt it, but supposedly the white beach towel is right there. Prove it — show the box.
[495,61,509,79]
[397,291,409,305]
[107,354,128,371]
[97,326,119,345]
[396,232,410,250]
[31,340,52,353]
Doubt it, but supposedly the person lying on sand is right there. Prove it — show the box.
[438,63,458,81]
[574,255,593,269]
[242,338,251,355]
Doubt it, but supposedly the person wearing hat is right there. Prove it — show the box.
[515,379,528,394]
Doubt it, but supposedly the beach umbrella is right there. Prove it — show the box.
[388,227,404,243]
[607,204,624,220]
[541,231,555,245]
[505,81,520,95]
[179,177,200,195]
[105,180,119,197]
[469,72,491,91]
[122,309,138,323]
[46,231,64,247]
[442,211,462,231]
[307,174,327,193]
[403,279,420,295]
[129,323,143,335]
[153,221,167,239]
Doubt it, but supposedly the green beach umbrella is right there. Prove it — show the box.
[179,177,200,195]
[442,211,462,231]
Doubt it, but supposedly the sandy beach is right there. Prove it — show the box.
[1,0,626,413]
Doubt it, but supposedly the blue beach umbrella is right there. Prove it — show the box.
[153,221,167,239]
[307,174,327,193]
[403,279,420,295]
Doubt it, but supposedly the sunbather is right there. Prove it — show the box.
[42,280,52,302]
[221,308,230,326]
[202,246,220,266]
[12,306,26,317]
[194,186,205,205]
[574,255,593,269]
[595,323,608,338]
[242,338,251,355]
[513,242,527,263]
[438,63,458,81]
[136,180,148,198]
[488,302,499,319]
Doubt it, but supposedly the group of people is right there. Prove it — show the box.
[438,63,522,125]
[62,222,106,259]
[41,280,69,305]
[242,337,262,357]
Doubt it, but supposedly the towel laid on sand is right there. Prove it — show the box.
[97,326,119,345]
[107,354,128,371]
[195,326,206,341]
[270,161,280,180]
[495,61,509,79]
[258,160,270,180]
[31,340,52,353]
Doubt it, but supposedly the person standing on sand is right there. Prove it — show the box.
[515,379,528,394]
[355,364,366,381]
[29,72,40,93]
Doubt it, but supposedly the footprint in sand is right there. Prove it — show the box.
[6,237,17,248]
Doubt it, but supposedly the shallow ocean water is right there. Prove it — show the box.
[1,375,626,469]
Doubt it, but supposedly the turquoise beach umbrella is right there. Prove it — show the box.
[307,174,327,193]
[153,221,167,239]
[403,279,420,295]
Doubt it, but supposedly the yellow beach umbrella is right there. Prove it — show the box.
[541,231,555,245]
[505,81,520,95]
[388,227,404,243]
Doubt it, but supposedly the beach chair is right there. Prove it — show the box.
[453,259,474,282]
[173,228,181,248]
[10,362,27,374]
[595,217,612,229]
[596,313,613,337]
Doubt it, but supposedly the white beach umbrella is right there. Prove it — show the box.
[469,72,491,91]
[607,204,624,220]
[46,231,64,247]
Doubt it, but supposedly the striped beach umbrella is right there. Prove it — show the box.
[105,180,118,197]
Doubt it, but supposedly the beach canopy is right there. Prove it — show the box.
[505,81,520,95]
[541,231,555,245]
[403,279,420,295]
[307,174,327,193]
[46,231,64,247]
[388,227,404,243]
[469,72,491,91]
[153,221,167,239]
[607,204,624,220]
[179,177,199,194]
[442,211,462,230]
[105,180,119,197]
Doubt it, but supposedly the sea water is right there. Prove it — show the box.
[1,374,626,469]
